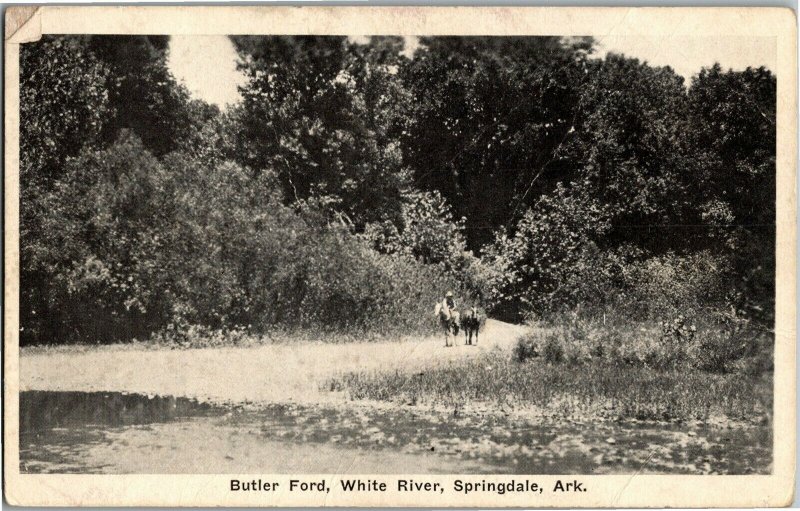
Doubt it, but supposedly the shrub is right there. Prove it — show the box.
[565,342,592,366]
[480,184,611,320]
[542,332,565,364]
[361,190,490,303]
[514,333,540,362]
[621,252,732,320]
[691,318,757,373]
[693,332,739,373]
[361,190,467,269]
[481,213,741,327]
[738,344,774,377]
[528,313,774,378]
[21,134,475,345]
[590,339,605,359]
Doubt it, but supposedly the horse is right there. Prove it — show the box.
[460,306,485,345]
[434,302,460,347]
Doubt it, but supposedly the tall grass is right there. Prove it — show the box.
[330,352,771,422]
[518,312,772,373]
[326,308,773,423]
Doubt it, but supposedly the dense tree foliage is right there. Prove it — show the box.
[18,35,776,345]
[20,37,112,344]
[687,65,776,321]
[399,37,594,249]
[559,55,695,250]
[482,56,775,322]
[230,36,411,227]
[86,36,198,156]
[19,36,202,343]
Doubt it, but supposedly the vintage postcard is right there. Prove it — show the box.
[3,5,797,508]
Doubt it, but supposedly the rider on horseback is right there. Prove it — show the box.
[435,291,460,344]
[441,291,459,323]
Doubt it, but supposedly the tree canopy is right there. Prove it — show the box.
[18,35,776,344]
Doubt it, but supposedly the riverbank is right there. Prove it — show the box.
[19,320,528,405]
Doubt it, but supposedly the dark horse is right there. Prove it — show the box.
[460,307,485,345]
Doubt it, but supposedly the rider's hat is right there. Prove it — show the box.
[446,291,454,297]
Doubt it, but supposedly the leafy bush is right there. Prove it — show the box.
[481,183,611,320]
[738,342,774,377]
[621,252,732,320]
[517,312,773,377]
[362,190,467,266]
[21,134,473,345]
[542,332,565,364]
[513,333,540,362]
[690,316,762,373]
[693,331,742,373]
[363,189,491,303]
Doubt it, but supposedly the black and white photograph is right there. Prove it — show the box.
[4,5,796,508]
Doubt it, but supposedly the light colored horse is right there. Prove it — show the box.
[434,302,460,347]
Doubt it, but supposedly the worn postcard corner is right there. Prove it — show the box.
[5,6,41,43]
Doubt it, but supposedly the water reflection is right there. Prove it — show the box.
[20,391,219,433]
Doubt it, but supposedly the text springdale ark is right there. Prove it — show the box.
[230,478,586,494]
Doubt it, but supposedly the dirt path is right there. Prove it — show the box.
[20,320,529,405]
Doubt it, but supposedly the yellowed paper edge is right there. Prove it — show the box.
[3,6,796,507]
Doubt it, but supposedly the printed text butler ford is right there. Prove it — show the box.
[230,478,586,495]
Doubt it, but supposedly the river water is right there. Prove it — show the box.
[20,391,771,474]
